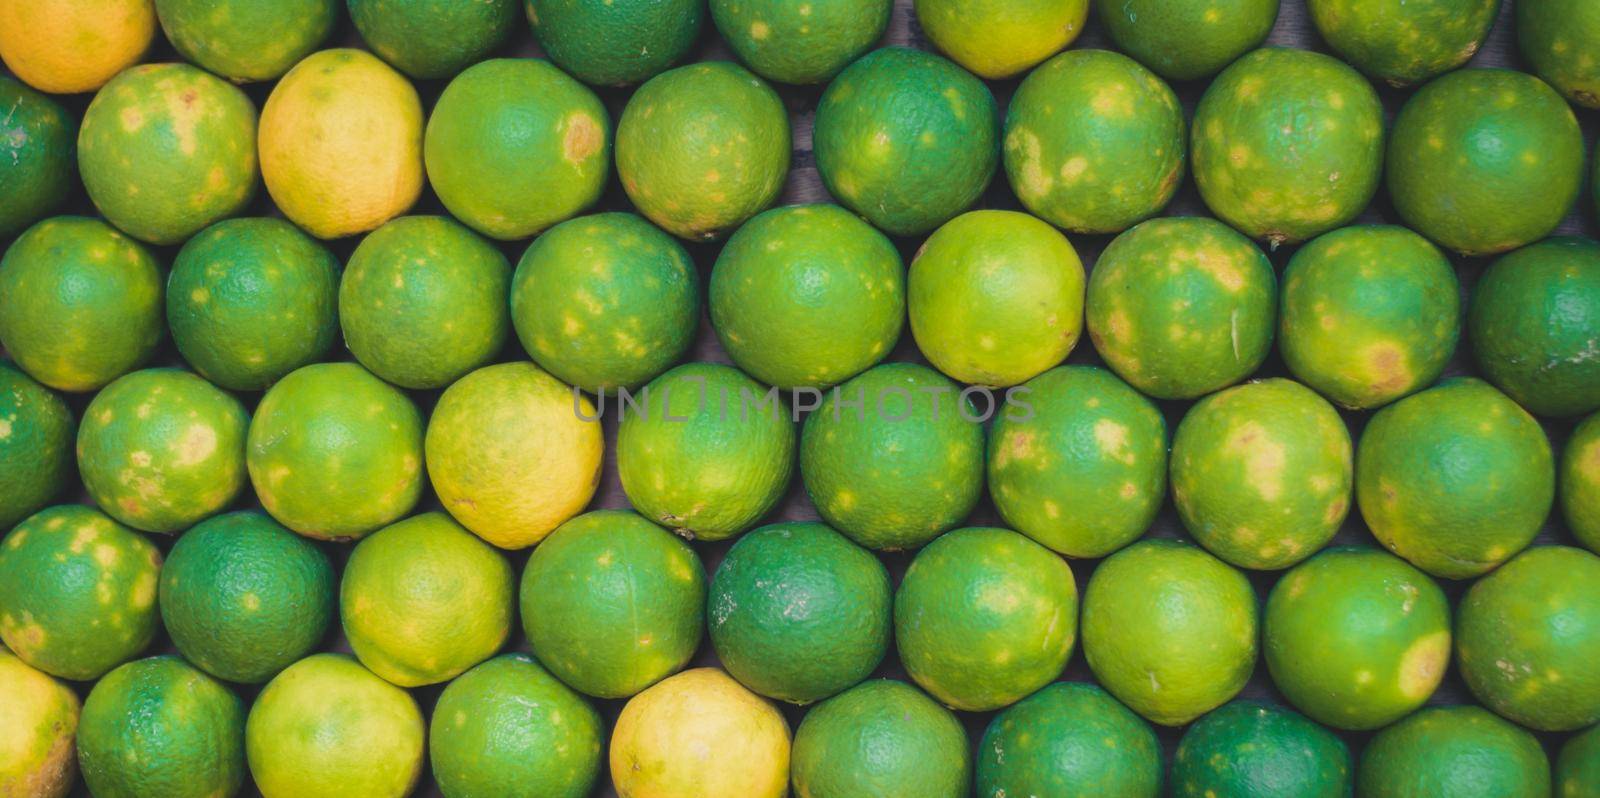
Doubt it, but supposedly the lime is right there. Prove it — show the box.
[1519,0,1600,108]
[1309,0,1498,86]
[0,649,79,798]
[1560,725,1600,798]
[914,0,1087,79]
[1171,701,1352,798]
[1470,237,1600,418]
[0,0,156,94]
[977,682,1162,798]
[154,0,336,81]
[609,668,790,798]
[1358,705,1550,797]
[349,0,518,79]
[0,362,74,530]
[528,0,703,86]
[791,679,969,798]
[1562,410,1600,553]
[1096,0,1277,81]
[710,0,889,84]
[0,77,75,239]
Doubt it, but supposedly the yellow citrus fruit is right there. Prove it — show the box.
[0,0,155,94]
[0,649,79,798]
[610,668,790,798]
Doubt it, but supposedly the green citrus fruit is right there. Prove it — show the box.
[349,0,518,79]
[915,0,1087,79]
[609,668,790,798]
[909,210,1084,387]
[1560,725,1600,798]
[0,362,74,530]
[1279,224,1461,409]
[246,362,424,541]
[1519,0,1600,108]
[0,76,75,239]
[245,653,425,798]
[1562,410,1600,553]
[1082,539,1257,725]
[977,681,1163,798]
[1389,67,1584,256]
[512,212,699,393]
[430,653,604,798]
[800,362,984,550]
[166,217,340,392]
[1358,705,1550,798]
[813,47,998,236]
[0,649,79,798]
[158,510,334,684]
[895,527,1076,711]
[339,215,510,389]
[77,368,248,534]
[710,0,889,84]
[1171,701,1351,798]
[710,203,904,390]
[1308,0,1498,86]
[708,521,891,704]
[791,679,969,798]
[0,216,163,393]
[1085,216,1275,399]
[154,0,336,81]
[426,58,609,240]
[521,510,706,699]
[528,0,704,86]
[77,655,244,798]
[1356,377,1554,579]
[1096,0,1278,81]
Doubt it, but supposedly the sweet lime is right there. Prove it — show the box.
[528,0,703,86]
[0,0,156,94]
[1171,701,1352,798]
[609,668,790,798]
[1308,0,1498,86]
[0,362,74,530]
[790,679,969,798]
[349,0,518,79]
[0,77,75,239]
[977,682,1163,798]
[915,0,1087,79]
[1096,0,1278,81]
[1358,705,1550,798]
[0,649,79,798]
[710,0,889,84]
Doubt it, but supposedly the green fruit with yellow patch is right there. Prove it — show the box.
[1171,701,1352,798]
[1097,0,1278,81]
[1308,0,1498,87]
[528,0,704,86]
[155,0,337,82]
[790,679,970,798]
[0,649,79,798]
[0,505,161,681]
[1519,0,1600,108]
[1279,225,1460,409]
[0,362,74,531]
[813,47,998,236]
[988,365,1167,558]
[914,0,1087,79]
[1356,377,1554,579]
[78,63,256,246]
[977,682,1163,798]
[711,0,889,84]
[0,76,75,239]
[1264,546,1451,730]
[1562,410,1600,553]
[1004,49,1185,235]
[349,0,518,79]
[1086,216,1275,400]
[1560,725,1600,798]
[1470,237,1600,418]
[1358,705,1550,798]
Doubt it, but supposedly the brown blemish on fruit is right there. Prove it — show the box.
[563,112,603,164]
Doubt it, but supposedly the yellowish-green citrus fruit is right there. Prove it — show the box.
[710,0,889,84]
[258,48,423,239]
[1358,705,1550,798]
[977,682,1163,798]
[0,362,74,530]
[1082,539,1257,725]
[1560,725,1600,798]
[425,58,610,240]
[426,362,603,549]
[1356,377,1554,579]
[349,0,519,79]
[1096,0,1278,81]
[155,0,336,81]
[609,668,790,798]
[0,0,156,94]
[909,210,1084,387]
[617,61,790,241]
[0,505,161,681]
[1562,410,1600,553]
[246,362,424,541]
[527,0,704,87]
[0,77,76,238]
[791,679,970,798]
[245,653,424,798]
[0,649,79,798]
[0,216,163,393]
[1519,0,1600,108]
[915,0,1086,79]
[1170,701,1352,798]
[339,215,511,389]
[1309,0,1498,87]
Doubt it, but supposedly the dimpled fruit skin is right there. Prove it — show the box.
[1096,0,1278,81]
[894,527,1077,711]
[1562,411,1600,553]
[801,363,984,550]
[246,363,424,541]
[0,362,74,530]
[0,650,78,798]
[1082,539,1257,726]
[711,0,889,84]
[430,654,603,798]
[339,216,511,389]
[1171,378,1353,570]
[1356,377,1554,579]
[1560,725,1600,798]
[258,49,423,240]
[521,510,706,699]
[813,47,998,236]
[1280,225,1460,409]
[158,511,334,684]
[426,362,603,549]
[0,217,163,393]
[425,58,610,240]
[1309,0,1498,86]
[988,365,1167,558]
[77,368,249,534]
[616,62,789,241]
[0,505,161,681]
[155,0,336,81]
[1192,48,1383,245]
[1086,216,1276,400]
[0,77,75,239]
[1171,701,1352,798]
[710,204,904,390]
[791,680,969,798]
[1389,68,1583,256]
[609,668,790,798]
[1004,49,1185,235]
[342,512,514,687]
[1358,706,1550,798]
[1519,0,1600,108]
[245,654,425,798]
[1458,546,1600,731]
[915,0,1087,79]
[978,682,1162,798]
[1470,237,1600,418]
[618,363,795,540]
[0,0,155,94]
[1264,546,1451,730]
[709,522,891,704]
[512,212,699,393]
[349,0,518,79]
[167,218,340,392]
[77,656,244,798]
[528,0,704,86]
[909,210,1084,387]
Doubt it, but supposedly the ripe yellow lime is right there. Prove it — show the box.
[610,668,790,798]
[0,0,155,94]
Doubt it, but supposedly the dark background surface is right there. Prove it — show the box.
[3,0,1598,795]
